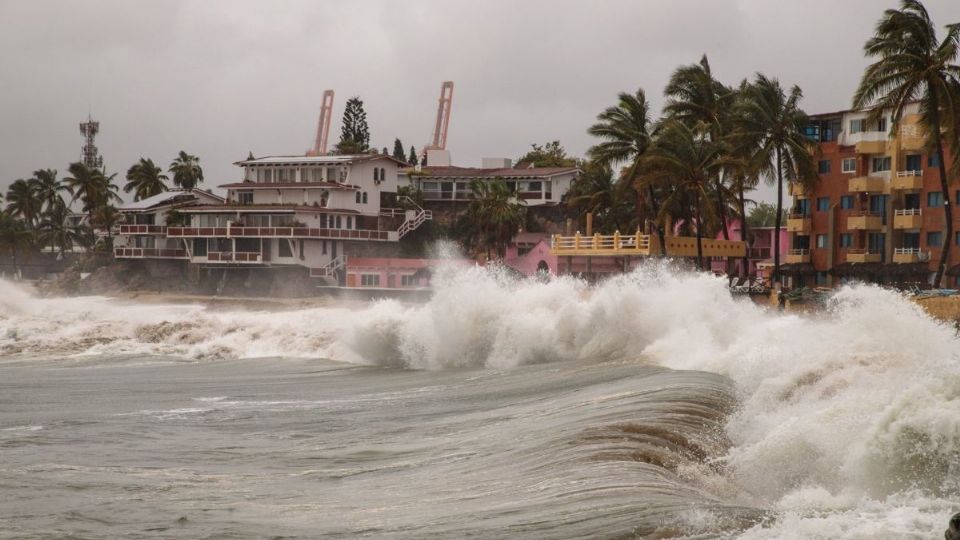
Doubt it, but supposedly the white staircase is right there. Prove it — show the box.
[310,254,347,279]
[395,197,433,239]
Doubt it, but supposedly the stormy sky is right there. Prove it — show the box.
[1,0,959,204]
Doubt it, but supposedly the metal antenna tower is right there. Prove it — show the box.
[79,114,104,170]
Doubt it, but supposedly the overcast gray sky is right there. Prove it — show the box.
[1,0,959,204]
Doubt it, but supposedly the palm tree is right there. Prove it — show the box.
[0,211,32,278]
[37,202,88,258]
[587,89,665,254]
[640,121,725,269]
[4,178,41,227]
[736,74,819,284]
[124,158,169,201]
[89,203,120,250]
[64,162,120,213]
[853,0,960,287]
[566,161,637,234]
[461,179,526,259]
[664,55,738,241]
[31,169,68,214]
[168,151,204,190]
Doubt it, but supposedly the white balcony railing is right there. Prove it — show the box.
[894,247,922,255]
[894,208,922,216]
[897,170,922,177]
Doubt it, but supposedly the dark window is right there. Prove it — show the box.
[356,192,361,204]
[815,272,827,285]
[929,152,941,168]
[193,238,207,256]
[817,197,830,212]
[840,195,854,209]
[876,117,887,132]
[299,240,304,259]
[905,154,922,172]
[818,160,831,174]
[871,156,891,172]
[928,192,943,207]
[795,199,810,215]
[362,192,368,204]
[238,191,254,205]
[927,231,943,248]
[904,232,920,249]
[278,240,293,258]
[840,234,853,248]
[380,168,386,181]
[955,231,960,247]
[374,168,379,181]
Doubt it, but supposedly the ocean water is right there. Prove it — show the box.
[1,263,958,539]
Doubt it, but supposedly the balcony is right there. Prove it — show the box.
[848,175,887,192]
[847,211,883,230]
[115,247,188,259]
[891,170,923,190]
[893,247,928,264]
[785,249,810,264]
[167,225,392,242]
[789,183,806,197]
[207,251,262,263]
[893,208,922,229]
[846,248,882,263]
[118,224,167,235]
[786,214,811,233]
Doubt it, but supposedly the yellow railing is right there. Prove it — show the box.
[550,232,746,258]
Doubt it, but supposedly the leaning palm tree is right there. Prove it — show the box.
[124,158,169,201]
[4,178,41,228]
[587,89,665,254]
[640,121,725,270]
[0,211,32,278]
[664,55,738,241]
[168,151,204,190]
[853,0,960,287]
[736,74,819,285]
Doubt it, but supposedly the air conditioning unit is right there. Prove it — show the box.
[918,251,931,261]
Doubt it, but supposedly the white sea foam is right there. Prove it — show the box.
[2,264,960,536]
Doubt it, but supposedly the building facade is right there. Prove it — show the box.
[402,164,579,207]
[786,103,955,288]
[114,154,432,285]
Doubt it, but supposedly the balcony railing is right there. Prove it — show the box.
[786,213,811,233]
[849,176,887,192]
[893,247,928,264]
[118,224,168,235]
[846,248,882,263]
[207,251,262,263]
[893,208,922,229]
[167,226,391,241]
[847,211,884,230]
[786,248,810,264]
[892,170,923,190]
[114,247,188,259]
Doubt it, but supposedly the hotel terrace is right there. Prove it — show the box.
[113,153,432,286]
[785,102,955,288]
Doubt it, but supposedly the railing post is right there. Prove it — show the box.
[574,232,581,250]
[593,233,600,249]
[613,231,620,252]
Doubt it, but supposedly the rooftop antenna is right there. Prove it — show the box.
[79,113,103,171]
[306,90,335,156]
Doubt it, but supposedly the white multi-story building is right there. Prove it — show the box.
[401,161,579,207]
[114,154,431,284]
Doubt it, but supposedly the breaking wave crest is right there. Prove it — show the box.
[3,262,960,536]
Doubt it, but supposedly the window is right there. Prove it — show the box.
[374,168,379,182]
[528,181,542,192]
[928,231,943,248]
[335,215,342,229]
[840,233,853,248]
[299,240,304,259]
[795,199,810,216]
[401,275,416,287]
[818,160,831,174]
[816,234,828,248]
[362,192,368,204]
[361,274,380,287]
[871,156,891,172]
[875,117,887,132]
[278,240,293,258]
[929,152,942,168]
[816,197,830,212]
[380,168,386,182]
[347,216,353,229]
[322,240,327,255]
[956,190,960,205]
[840,195,854,210]
[356,192,361,204]
[956,231,960,247]
[192,238,207,256]
[928,191,943,207]
[238,191,254,205]
[850,119,867,134]
[841,158,857,174]
[815,272,828,286]
[261,169,273,183]
[905,154,922,172]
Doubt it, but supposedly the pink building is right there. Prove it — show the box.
[504,232,632,278]
[709,220,790,280]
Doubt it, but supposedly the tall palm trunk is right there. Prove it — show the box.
[646,185,667,256]
[930,100,952,288]
[773,145,783,286]
[715,173,732,276]
[738,181,751,278]
[695,190,704,270]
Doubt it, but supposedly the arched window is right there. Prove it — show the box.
[380,168,386,181]
[362,192,368,204]
[356,192,361,204]
[374,168,379,181]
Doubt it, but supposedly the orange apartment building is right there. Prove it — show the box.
[785,102,956,288]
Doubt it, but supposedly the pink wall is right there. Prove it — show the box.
[709,219,789,278]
